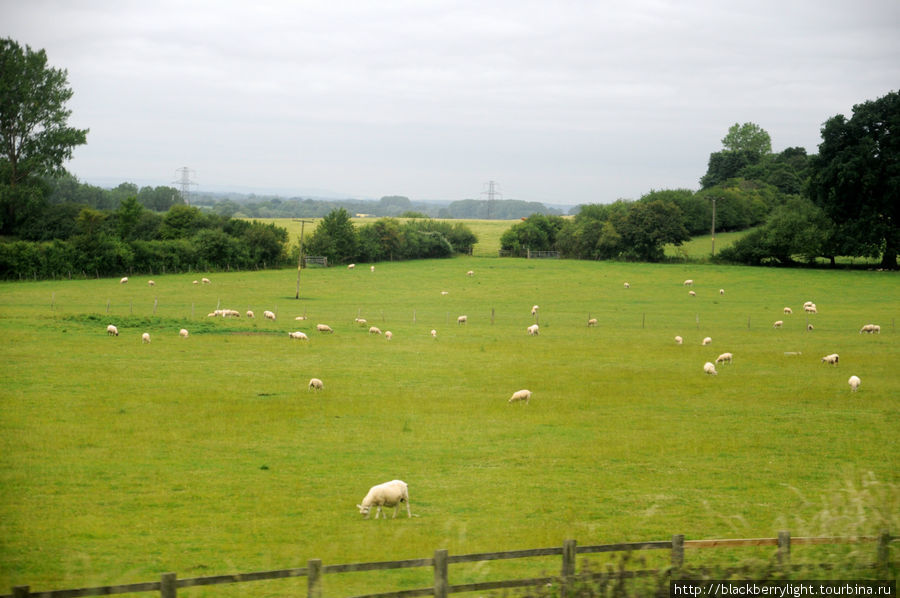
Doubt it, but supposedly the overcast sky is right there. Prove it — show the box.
[5,0,899,205]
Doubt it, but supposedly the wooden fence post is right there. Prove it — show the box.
[308,558,322,598]
[12,586,29,598]
[777,531,790,568]
[560,539,577,598]
[160,572,176,598]
[433,549,448,598]
[672,534,684,569]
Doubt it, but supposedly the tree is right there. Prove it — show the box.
[305,208,358,264]
[808,90,900,269]
[619,200,690,261]
[721,122,772,156]
[1,38,88,232]
[701,123,773,189]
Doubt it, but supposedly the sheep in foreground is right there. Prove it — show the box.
[805,304,818,314]
[509,389,532,404]
[355,317,367,326]
[179,328,189,339]
[821,353,839,366]
[457,315,467,325]
[246,310,255,318]
[308,378,324,391]
[715,352,733,364]
[703,362,717,376]
[624,282,630,289]
[702,337,712,346]
[674,335,683,345]
[357,480,411,519]
[348,263,355,269]
[289,331,309,340]
[859,324,880,334]
[141,332,151,344]
[773,320,783,328]
[683,279,693,286]
[719,288,725,295]
[688,290,696,297]
[201,277,211,284]
[784,307,793,314]
[430,329,437,338]
[316,324,334,333]
[587,318,598,327]
[531,304,539,316]
[148,280,155,287]
[848,375,861,392]
[106,324,119,336]
[385,331,393,340]
[527,324,539,336]
[466,270,474,277]
[369,326,382,335]
[120,277,128,284]
[294,315,308,321]
[263,310,276,321]
[370,265,375,272]
[440,291,449,296]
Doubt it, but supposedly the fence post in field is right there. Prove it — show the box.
[308,558,322,598]
[877,530,891,570]
[777,531,790,568]
[672,534,685,569]
[160,572,176,598]
[12,586,29,598]
[560,539,577,597]
[433,549,449,598]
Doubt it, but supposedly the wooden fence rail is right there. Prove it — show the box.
[6,531,893,598]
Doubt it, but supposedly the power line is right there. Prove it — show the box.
[172,166,197,205]
[481,180,502,219]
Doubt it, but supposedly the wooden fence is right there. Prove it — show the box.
[6,531,894,598]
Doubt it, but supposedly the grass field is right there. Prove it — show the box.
[1,257,898,596]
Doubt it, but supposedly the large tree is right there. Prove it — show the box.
[808,91,900,269]
[1,38,88,232]
[700,122,773,189]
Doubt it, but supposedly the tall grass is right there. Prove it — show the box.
[0,258,897,596]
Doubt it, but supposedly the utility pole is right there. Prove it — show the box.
[172,167,197,206]
[481,180,501,219]
[294,219,313,299]
[710,197,717,256]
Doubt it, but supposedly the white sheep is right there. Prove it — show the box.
[430,329,437,338]
[683,279,693,286]
[357,480,411,519]
[120,277,128,284]
[355,318,368,326]
[803,301,814,309]
[703,362,717,376]
[531,305,539,316]
[369,326,382,335]
[179,328,189,339]
[348,263,355,269]
[873,325,881,334]
[440,291,449,296]
[715,352,733,364]
[807,324,814,332]
[106,324,119,336]
[508,389,532,404]
[674,335,683,345]
[623,282,630,289]
[702,337,712,346]
[193,280,199,285]
[308,377,324,391]
[784,307,793,314]
[141,332,151,344]
[289,331,309,340]
[848,375,861,392]
[821,353,839,366]
[370,265,375,272]
[527,324,539,336]
[201,277,211,284]
[773,320,783,328]
[316,324,334,333]
[457,315,467,325]
[859,324,879,334]
[587,318,598,327]
[223,309,240,318]
[246,310,255,318]
[263,310,276,321]
[688,290,696,297]
[719,288,725,295]
[805,304,818,314]
[385,331,393,340]
[466,270,474,277]
[294,315,308,321]
[148,280,155,287]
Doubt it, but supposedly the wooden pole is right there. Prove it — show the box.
[433,549,449,598]
[160,572,176,598]
[672,534,684,568]
[308,558,322,598]
[560,539,576,598]
[777,530,790,568]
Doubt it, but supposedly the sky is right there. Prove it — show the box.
[4,0,899,205]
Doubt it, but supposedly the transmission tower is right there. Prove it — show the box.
[172,166,197,205]
[481,180,502,219]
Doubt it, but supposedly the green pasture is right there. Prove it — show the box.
[1,258,898,596]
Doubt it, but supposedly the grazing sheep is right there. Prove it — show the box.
[348,263,355,269]
[179,328,189,339]
[289,331,309,340]
[466,270,474,277]
[369,326,382,335]
[246,310,255,318]
[294,315,308,321]
[308,378,324,391]
[803,301,814,309]
[370,265,375,272]
[385,331,393,340]
[106,324,119,336]
[703,362,717,376]
[531,305,539,316]
[715,352,733,364]
[683,279,693,286]
[316,324,334,333]
[148,280,155,287]
[192,280,199,285]
[773,320,783,328]
[357,480,411,519]
[263,310,276,321]
[141,332,151,344]
[719,288,725,295]
[807,324,814,331]
[805,304,817,314]
[120,277,128,284]
[821,353,839,366]
[587,318,598,327]
[206,312,218,318]
[430,329,437,338]
[674,335,683,345]
[848,375,861,392]
[702,337,712,346]
[784,307,793,314]
[873,325,881,334]
[688,290,696,297]
[222,309,241,318]
[201,277,211,284]
[859,324,879,334]
[527,324,539,336]
[508,389,532,404]
[440,291,449,296]
[457,315,467,325]
[624,282,630,289]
